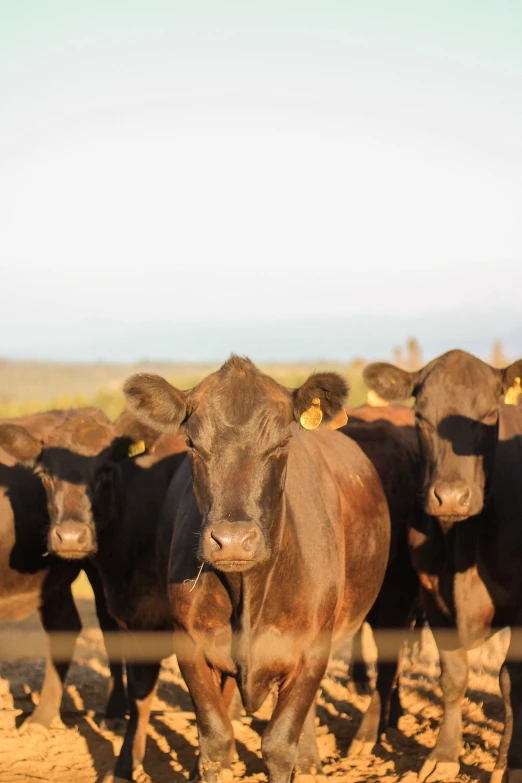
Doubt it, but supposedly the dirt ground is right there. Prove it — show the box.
[0,576,510,783]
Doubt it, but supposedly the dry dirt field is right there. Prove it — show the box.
[0,577,510,783]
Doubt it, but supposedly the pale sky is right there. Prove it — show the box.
[1,1,522,353]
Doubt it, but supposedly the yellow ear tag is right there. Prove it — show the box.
[300,397,323,430]
[505,377,522,405]
[326,408,348,430]
[128,440,146,458]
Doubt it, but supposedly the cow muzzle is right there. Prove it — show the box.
[48,521,97,559]
[200,521,268,572]
[425,481,474,522]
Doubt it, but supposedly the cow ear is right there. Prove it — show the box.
[293,372,349,429]
[111,408,160,460]
[123,374,187,432]
[0,423,43,464]
[501,359,522,404]
[108,436,140,463]
[363,362,417,402]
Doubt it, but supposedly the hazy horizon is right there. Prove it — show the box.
[2,306,521,365]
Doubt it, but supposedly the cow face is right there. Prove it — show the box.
[0,415,116,559]
[364,350,522,525]
[124,355,348,573]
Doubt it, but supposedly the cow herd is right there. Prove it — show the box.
[0,348,521,783]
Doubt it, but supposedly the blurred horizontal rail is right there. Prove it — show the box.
[0,627,515,663]
[0,708,195,718]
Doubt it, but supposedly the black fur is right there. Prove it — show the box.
[363,363,416,402]
[293,372,349,423]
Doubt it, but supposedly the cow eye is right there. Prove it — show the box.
[279,437,290,448]
[186,437,205,458]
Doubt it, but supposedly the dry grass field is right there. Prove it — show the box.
[0,360,369,420]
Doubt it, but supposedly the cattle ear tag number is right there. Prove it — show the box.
[128,440,146,457]
[505,377,522,406]
[300,398,323,430]
[326,408,348,431]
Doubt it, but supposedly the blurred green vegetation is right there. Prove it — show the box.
[0,360,369,420]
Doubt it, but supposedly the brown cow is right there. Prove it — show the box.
[364,349,522,783]
[0,409,127,731]
[124,355,391,783]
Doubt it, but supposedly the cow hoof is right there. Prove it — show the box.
[190,766,231,783]
[347,720,379,757]
[100,716,128,734]
[383,726,403,747]
[347,736,376,757]
[19,718,51,736]
[418,758,460,783]
[347,679,372,697]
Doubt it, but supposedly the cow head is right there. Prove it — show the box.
[0,411,127,559]
[124,355,348,573]
[364,350,522,525]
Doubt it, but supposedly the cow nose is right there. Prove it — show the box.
[201,521,266,570]
[428,482,472,517]
[48,521,96,559]
[210,526,259,553]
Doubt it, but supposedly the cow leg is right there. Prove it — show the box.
[348,623,403,756]
[492,661,513,783]
[348,626,371,694]
[503,660,522,783]
[349,662,401,756]
[178,653,236,783]
[111,662,160,782]
[418,647,468,783]
[221,675,243,721]
[296,700,323,777]
[387,667,403,730]
[22,585,81,732]
[262,646,329,783]
[86,564,127,731]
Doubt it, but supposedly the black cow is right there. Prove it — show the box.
[364,349,522,783]
[89,436,186,781]
[1,409,187,780]
[124,355,391,783]
[342,406,421,753]
[0,409,127,732]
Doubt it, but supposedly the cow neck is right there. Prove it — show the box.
[440,516,480,575]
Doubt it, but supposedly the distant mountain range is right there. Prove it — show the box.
[2,309,521,364]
